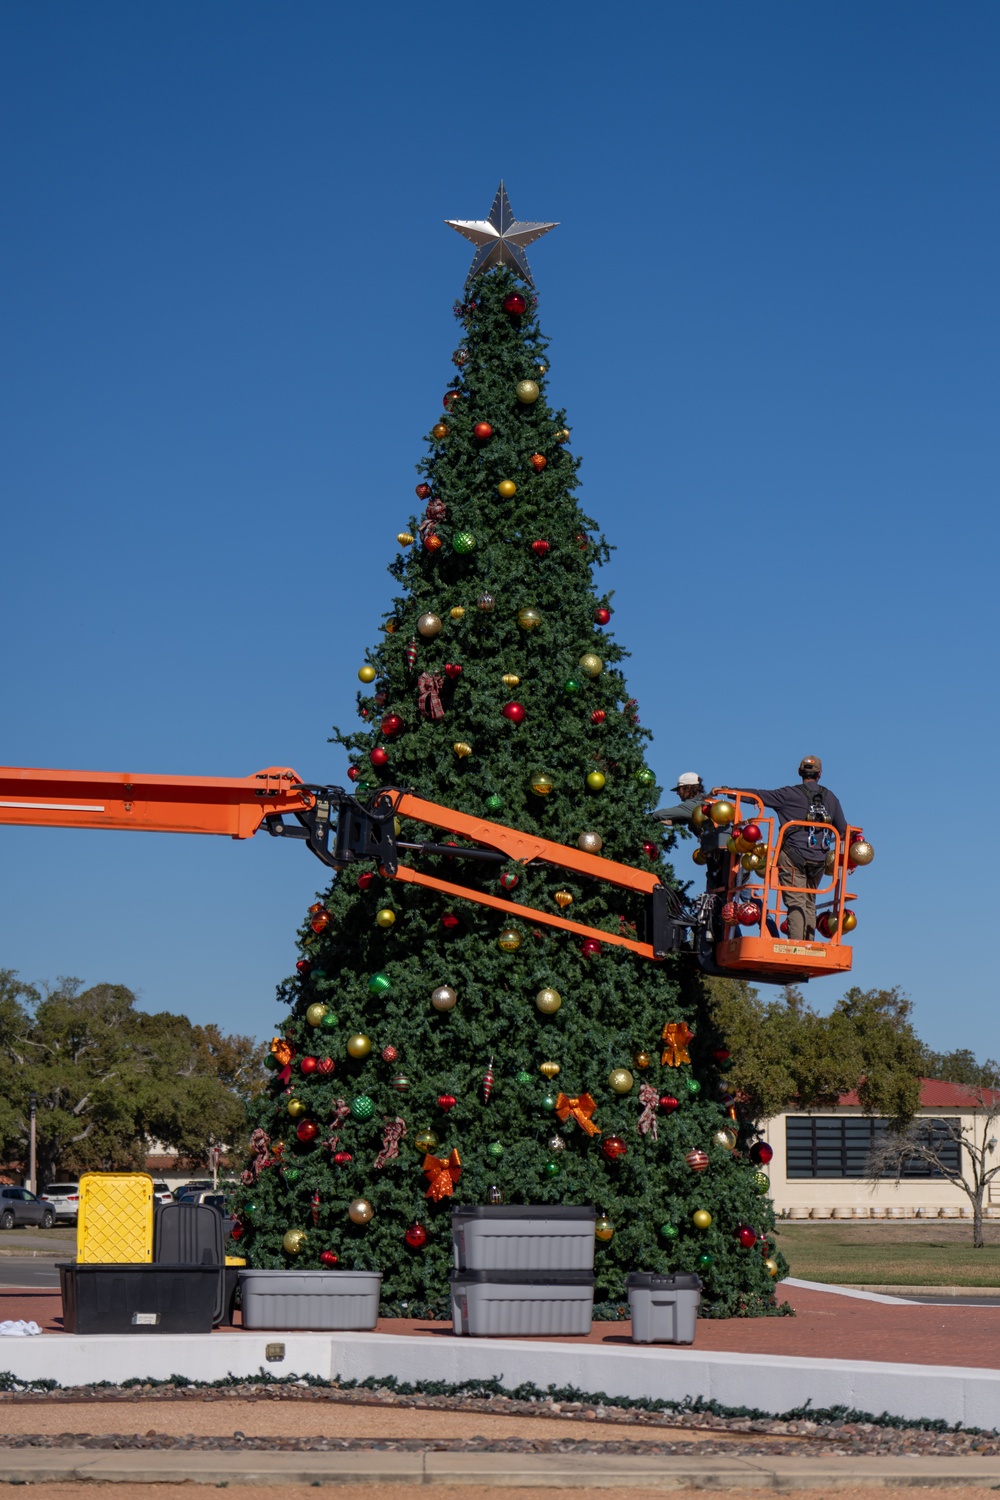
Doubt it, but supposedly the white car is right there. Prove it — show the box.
[151,1181,173,1207]
[39,1183,80,1223]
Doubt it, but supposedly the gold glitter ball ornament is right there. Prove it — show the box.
[417,613,442,638]
[849,839,875,866]
[282,1229,307,1254]
[516,379,540,404]
[577,832,603,854]
[535,987,562,1015]
[608,1067,634,1094]
[578,652,603,678]
[764,1257,779,1278]
[305,1003,327,1027]
[431,985,457,1011]
[713,1127,738,1151]
[348,1198,374,1225]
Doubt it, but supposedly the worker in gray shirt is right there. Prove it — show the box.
[655,772,705,827]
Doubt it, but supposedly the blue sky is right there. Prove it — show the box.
[1,3,997,1055]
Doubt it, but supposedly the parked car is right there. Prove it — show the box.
[38,1183,80,1223]
[0,1186,55,1230]
[197,1192,237,1241]
[174,1180,212,1202]
[151,1181,173,1207]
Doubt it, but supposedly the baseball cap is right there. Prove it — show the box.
[676,772,702,787]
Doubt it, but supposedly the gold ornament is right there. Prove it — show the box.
[516,378,540,403]
[554,890,573,909]
[577,832,603,854]
[764,1258,779,1278]
[594,1216,614,1241]
[712,1127,738,1152]
[517,606,542,630]
[385,619,399,633]
[692,848,708,865]
[497,479,517,498]
[530,771,555,796]
[431,984,457,1011]
[535,361,548,375]
[691,806,707,832]
[397,532,414,547]
[287,1099,307,1119]
[305,1003,327,1027]
[632,1051,651,1070]
[586,771,606,791]
[727,836,740,853]
[417,612,442,638]
[346,1033,373,1059]
[282,1229,307,1254]
[608,1067,634,1095]
[536,987,562,1015]
[850,839,875,866]
[692,1209,712,1230]
[502,673,521,688]
[449,606,465,620]
[358,665,376,684]
[555,427,571,443]
[709,800,736,827]
[432,422,449,439]
[578,652,603,678]
[741,853,762,872]
[497,928,522,952]
[375,909,396,928]
[453,742,472,759]
[540,1061,561,1080]
[842,910,858,932]
[825,849,837,874]
[414,1129,439,1152]
[348,1198,374,1225]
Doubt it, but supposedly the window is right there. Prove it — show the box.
[786,1116,962,1178]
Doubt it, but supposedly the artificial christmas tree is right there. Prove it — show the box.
[234,185,787,1317]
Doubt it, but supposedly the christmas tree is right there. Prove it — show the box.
[234,186,787,1317]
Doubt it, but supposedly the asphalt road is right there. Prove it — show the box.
[0,1258,60,1287]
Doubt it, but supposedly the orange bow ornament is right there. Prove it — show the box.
[423,1149,462,1201]
[661,1021,693,1066]
[555,1092,601,1137]
[270,1037,294,1067]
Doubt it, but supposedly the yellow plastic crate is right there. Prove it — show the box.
[225,1256,246,1267]
[76,1172,154,1264]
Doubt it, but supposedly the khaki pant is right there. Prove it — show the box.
[778,850,826,941]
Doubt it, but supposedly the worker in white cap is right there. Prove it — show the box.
[655,772,705,827]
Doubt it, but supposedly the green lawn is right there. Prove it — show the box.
[775,1220,1000,1286]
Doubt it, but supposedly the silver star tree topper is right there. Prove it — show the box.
[445,182,557,287]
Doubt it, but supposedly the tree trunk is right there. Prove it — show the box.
[973,1195,984,1248]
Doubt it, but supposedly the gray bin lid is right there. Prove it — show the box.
[626,1271,702,1291]
[452,1204,596,1222]
[450,1269,595,1286]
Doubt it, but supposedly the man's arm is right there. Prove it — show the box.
[655,799,697,825]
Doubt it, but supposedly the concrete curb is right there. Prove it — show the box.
[3,1447,1000,1488]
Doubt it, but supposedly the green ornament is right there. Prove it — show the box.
[635,767,656,788]
[515,1070,532,1084]
[283,1168,300,1184]
[753,1170,770,1192]
[563,678,582,694]
[487,1141,505,1159]
[542,1160,561,1178]
[264,1054,278,1070]
[351,1095,375,1120]
[320,1011,339,1032]
[541,1093,557,1112]
[659,1222,678,1240]
[368,973,392,996]
[356,780,374,794]
[698,1253,714,1269]
[485,793,504,812]
[452,531,476,554]
[685,1078,702,1096]
[243,1202,257,1216]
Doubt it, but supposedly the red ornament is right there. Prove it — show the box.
[370,747,389,768]
[437,1094,457,1112]
[503,292,527,315]
[333,1150,353,1166]
[750,1141,773,1166]
[660,1094,679,1113]
[415,483,432,500]
[686,1149,709,1172]
[641,841,658,858]
[594,607,612,625]
[581,938,602,958]
[424,533,443,553]
[502,701,526,724]
[738,901,762,926]
[710,1047,731,1064]
[742,823,761,844]
[405,1222,428,1248]
[473,421,493,441]
[317,1058,335,1077]
[499,871,519,891]
[530,454,547,472]
[738,1226,757,1249]
[319,1250,339,1267]
[358,872,375,890]
[310,910,330,934]
[296,1120,318,1143]
[381,1045,398,1063]
[443,391,459,408]
[441,912,460,929]
[444,662,462,680]
[721,902,738,925]
[300,1056,318,1075]
[296,960,313,975]
[347,765,361,782]
[482,1058,495,1104]
[817,912,835,938]
[780,918,789,934]
[602,1134,628,1160]
[311,1191,321,1227]
[530,539,551,557]
[381,713,404,736]
[229,1220,243,1241]
[590,710,606,725]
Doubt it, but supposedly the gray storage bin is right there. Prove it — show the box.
[452,1204,596,1272]
[238,1268,381,1330]
[626,1271,701,1344]
[451,1269,594,1337]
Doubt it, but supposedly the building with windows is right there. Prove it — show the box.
[761,1080,1000,1219]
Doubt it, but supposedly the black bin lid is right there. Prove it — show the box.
[626,1271,702,1291]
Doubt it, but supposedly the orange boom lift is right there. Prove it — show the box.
[0,766,864,984]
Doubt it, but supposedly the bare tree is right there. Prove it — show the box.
[867,1085,1000,1248]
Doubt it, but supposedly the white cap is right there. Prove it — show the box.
[676,772,702,787]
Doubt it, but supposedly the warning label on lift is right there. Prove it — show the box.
[773,943,826,957]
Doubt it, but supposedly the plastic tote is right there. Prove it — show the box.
[58,1263,218,1334]
[76,1173,154,1264]
[239,1269,382,1330]
[450,1269,594,1337]
[154,1201,225,1325]
[452,1205,596,1272]
[626,1271,701,1344]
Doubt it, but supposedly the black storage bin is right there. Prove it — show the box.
[154,1202,225,1325]
[58,1263,218,1334]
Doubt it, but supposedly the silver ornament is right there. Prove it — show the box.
[547,1135,567,1153]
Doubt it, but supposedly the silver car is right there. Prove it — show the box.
[38,1182,80,1223]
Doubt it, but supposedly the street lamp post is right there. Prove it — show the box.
[28,1093,38,1196]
